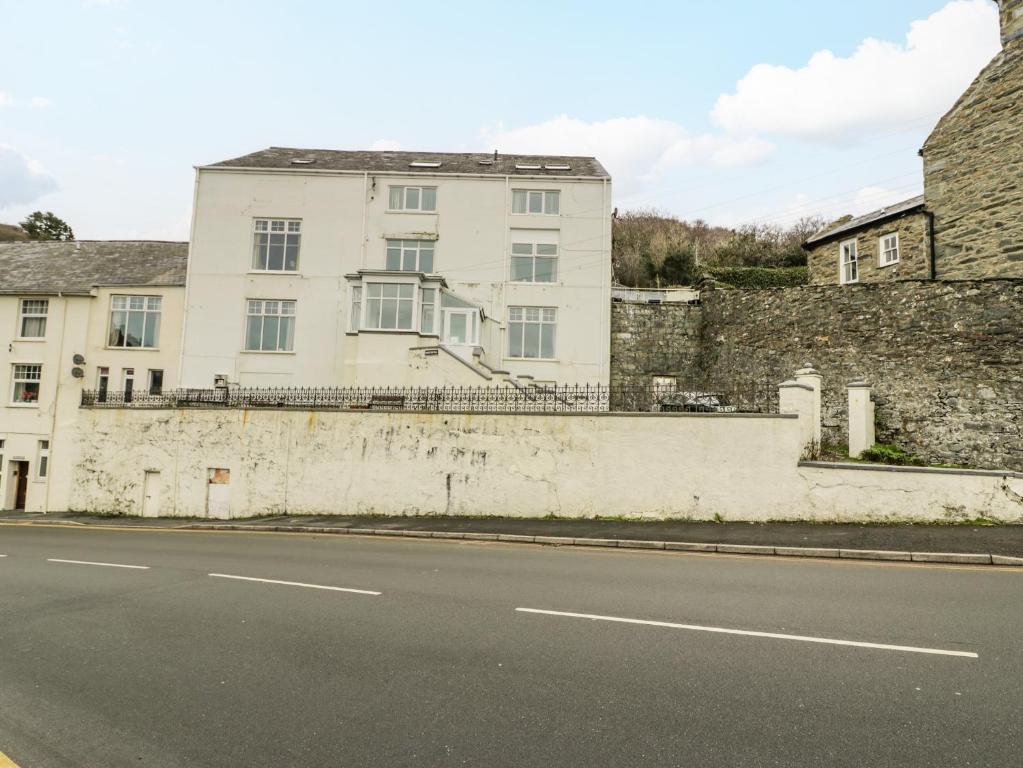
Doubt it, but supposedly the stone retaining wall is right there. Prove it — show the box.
[610,279,1023,470]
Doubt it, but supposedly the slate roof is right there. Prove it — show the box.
[804,195,926,246]
[0,240,188,295]
[206,147,610,179]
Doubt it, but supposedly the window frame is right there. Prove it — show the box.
[148,369,164,395]
[244,299,297,353]
[511,189,560,216]
[839,239,859,285]
[18,298,48,339]
[107,294,163,349]
[10,363,42,407]
[510,241,559,283]
[362,282,418,332]
[387,185,437,213]
[36,439,49,480]
[506,306,557,360]
[879,232,900,267]
[251,218,302,273]
[385,239,436,273]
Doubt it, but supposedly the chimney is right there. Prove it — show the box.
[1000,0,1023,45]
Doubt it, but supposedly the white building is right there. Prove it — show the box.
[180,148,612,388]
[0,240,187,511]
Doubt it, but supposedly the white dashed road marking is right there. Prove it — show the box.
[47,558,150,570]
[516,607,978,658]
[208,573,381,595]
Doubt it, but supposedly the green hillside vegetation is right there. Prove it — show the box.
[612,209,824,288]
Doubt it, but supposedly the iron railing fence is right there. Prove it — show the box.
[80,383,775,414]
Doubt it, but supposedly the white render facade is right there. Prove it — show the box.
[180,148,613,388]
[0,241,188,511]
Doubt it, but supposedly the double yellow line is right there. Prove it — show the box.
[0,749,22,767]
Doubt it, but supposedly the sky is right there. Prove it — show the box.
[0,0,1004,240]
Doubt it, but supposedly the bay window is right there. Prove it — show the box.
[364,283,415,330]
[420,288,438,335]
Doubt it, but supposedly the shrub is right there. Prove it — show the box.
[704,266,809,289]
[859,443,925,466]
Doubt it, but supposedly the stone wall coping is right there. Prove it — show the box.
[799,460,1023,480]
[778,381,813,391]
[698,277,1023,293]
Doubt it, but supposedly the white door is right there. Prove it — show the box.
[444,310,476,360]
[141,471,161,518]
[206,468,231,519]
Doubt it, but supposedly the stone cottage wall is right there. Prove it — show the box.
[806,211,930,285]
[609,301,702,389]
[610,280,1023,470]
[923,38,1023,279]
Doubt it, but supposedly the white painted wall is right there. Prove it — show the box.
[180,167,611,388]
[0,287,185,511]
[56,408,1023,523]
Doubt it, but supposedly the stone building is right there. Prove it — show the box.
[806,0,1023,285]
[804,196,930,285]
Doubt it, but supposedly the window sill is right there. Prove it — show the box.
[7,403,41,409]
[248,270,301,276]
[353,328,420,335]
[505,357,559,363]
[510,213,560,217]
[13,338,46,343]
[240,350,296,355]
[508,281,563,287]
[104,347,160,352]
[878,260,900,268]
[385,210,437,215]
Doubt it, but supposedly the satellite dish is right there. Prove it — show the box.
[71,367,85,379]
[72,354,85,365]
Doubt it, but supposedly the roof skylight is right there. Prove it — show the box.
[409,161,442,168]
[515,164,542,170]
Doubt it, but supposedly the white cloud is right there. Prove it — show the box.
[480,114,774,196]
[712,0,1000,143]
[0,145,58,208]
[0,91,12,107]
[30,96,52,108]
[368,139,403,151]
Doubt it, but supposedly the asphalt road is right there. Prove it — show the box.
[0,526,1020,767]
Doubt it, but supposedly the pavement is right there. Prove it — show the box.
[0,524,1021,767]
[3,510,1023,557]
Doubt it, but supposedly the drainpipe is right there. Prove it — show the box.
[926,210,937,280]
[43,292,71,514]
